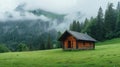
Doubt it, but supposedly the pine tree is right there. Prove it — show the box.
[84,17,97,39]
[83,18,92,33]
[82,17,97,39]
[70,20,76,31]
[96,7,105,41]
[69,20,81,32]
[116,2,120,32]
[115,2,120,37]
[104,3,117,38]
[80,22,84,32]
[84,18,89,27]
[117,2,120,12]
[76,21,81,32]
[72,20,77,31]
[81,18,89,32]
[69,23,74,31]
[46,34,52,49]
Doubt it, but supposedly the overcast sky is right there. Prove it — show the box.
[0,0,120,18]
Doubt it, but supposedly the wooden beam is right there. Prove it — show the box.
[76,40,78,49]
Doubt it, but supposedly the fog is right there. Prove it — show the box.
[0,0,119,17]
[0,0,119,31]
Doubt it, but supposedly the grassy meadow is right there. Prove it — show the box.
[0,38,120,67]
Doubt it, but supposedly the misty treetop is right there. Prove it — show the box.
[0,4,63,52]
[70,2,120,41]
[0,19,61,52]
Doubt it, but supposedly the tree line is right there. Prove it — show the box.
[0,20,61,53]
[70,2,120,41]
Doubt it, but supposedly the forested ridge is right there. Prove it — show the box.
[70,2,120,41]
[0,5,63,52]
[0,20,61,52]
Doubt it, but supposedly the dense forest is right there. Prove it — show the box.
[70,2,120,41]
[0,2,120,52]
[0,20,61,52]
[0,4,63,52]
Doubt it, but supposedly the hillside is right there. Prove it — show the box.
[29,9,65,21]
[0,4,65,51]
[0,38,120,67]
[0,20,58,51]
[15,3,65,21]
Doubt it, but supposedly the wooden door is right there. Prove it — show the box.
[68,41,71,48]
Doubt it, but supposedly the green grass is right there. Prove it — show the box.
[0,38,120,67]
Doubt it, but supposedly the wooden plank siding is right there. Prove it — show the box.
[63,35,94,50]
[77,41,94,50]
[63,35,76,50]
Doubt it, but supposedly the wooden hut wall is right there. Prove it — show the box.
[63,35,76,49]
[77,41,94,49]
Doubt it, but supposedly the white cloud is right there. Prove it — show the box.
[0,0,119,20]
[18,0,77,14]
[0,0,120,31]
[0,0,18,12]
[0,11,50,21]
[39,15,50,21]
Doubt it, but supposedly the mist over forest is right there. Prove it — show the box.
[0,1,120,52]
[0,3,83,51]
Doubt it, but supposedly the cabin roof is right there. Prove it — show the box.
[58,30,96,42]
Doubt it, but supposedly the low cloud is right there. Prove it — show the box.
[0,0,119,32]
[0,0,119,20]
[0,11,50,22]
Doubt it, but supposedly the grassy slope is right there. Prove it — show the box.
[0,38,120,67]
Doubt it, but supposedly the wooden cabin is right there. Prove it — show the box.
[58,30,96,50]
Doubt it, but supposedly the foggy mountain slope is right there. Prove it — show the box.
[0,3,67,51]
[0,3,82,51]
[14,3,65,22]
[29,9,65,22]
[0,20,58,51]
[0,3,65,39]
[0,3,82,31]
[0,3,68,31]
